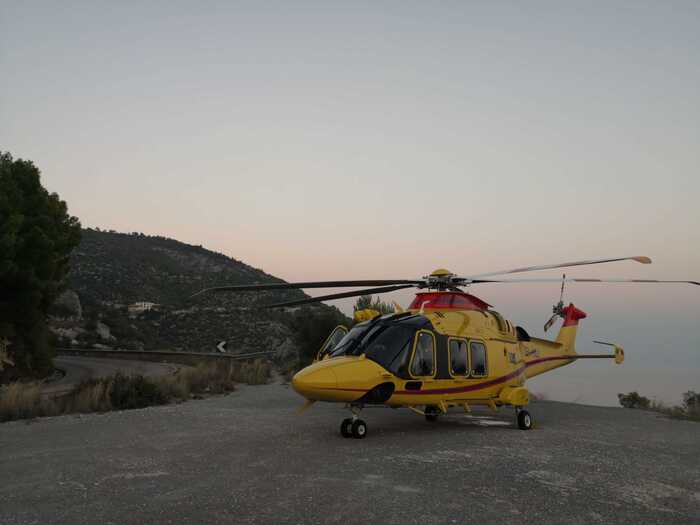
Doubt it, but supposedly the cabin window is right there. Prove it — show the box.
[491,311,506,332]
[448,338,468,376]
[470,341,488,377]
[410,331,436,377]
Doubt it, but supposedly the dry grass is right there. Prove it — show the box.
[0,382,42,421]
[0,358,272,423]
[234,359,271,385]
[67,379,115,413]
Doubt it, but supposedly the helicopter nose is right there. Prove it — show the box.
[292,366,338,400]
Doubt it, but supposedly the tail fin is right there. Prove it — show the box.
[555,303,587,352]
[522,303,588,380]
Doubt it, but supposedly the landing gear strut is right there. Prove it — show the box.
[516,407,533,430]
[340,405,367,439]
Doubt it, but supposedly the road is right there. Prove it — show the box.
[1,383,699,524]
[42,356,181,397]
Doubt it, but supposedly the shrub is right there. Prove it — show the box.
[234,359,271,385]
[682,390,700,418]
[68,378,113,413]
[110,373,168,409]
[154,373,190,400]
[0,358,271,422]
[617,391,651,409]
[619,390,700,422]
[0,382,42,421]
[176,362,234,394]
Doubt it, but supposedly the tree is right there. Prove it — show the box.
[617,391,651,409]
[0,152,81,377]
[354,295,395,315]
[287,306,350,367]
[682,390,700,418]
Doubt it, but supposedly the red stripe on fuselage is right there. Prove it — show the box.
[309,355,576,397]
[524,355,576,366]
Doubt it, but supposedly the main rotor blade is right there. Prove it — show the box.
[261,284,416,309]
[471,277,699,285]
[189,279,421,299]
[462,256,652,280]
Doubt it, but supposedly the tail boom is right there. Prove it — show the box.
[522,303,587,379]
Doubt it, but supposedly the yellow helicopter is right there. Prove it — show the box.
[193,256,698,438]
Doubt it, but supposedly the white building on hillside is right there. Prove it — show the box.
[128,301,159,315]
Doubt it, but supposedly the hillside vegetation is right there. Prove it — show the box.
[50,229,348,362]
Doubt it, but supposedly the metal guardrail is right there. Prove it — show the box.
[55,348,276,366]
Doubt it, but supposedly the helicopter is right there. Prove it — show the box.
[192,255,698,438]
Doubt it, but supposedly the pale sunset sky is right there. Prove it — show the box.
[1,1,698,405]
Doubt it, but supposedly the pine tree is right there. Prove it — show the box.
[353,295,395,314]
[0,152,81,376]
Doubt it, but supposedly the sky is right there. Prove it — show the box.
[1,1,698,405]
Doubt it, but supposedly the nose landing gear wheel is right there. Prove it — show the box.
[340,418,353,438]
[517,409,533,430]
[351,419,368,439]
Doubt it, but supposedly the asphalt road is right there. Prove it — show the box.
[42,356,181,397]
[1,383,698,525]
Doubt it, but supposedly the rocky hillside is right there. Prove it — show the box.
[50,229,347,361]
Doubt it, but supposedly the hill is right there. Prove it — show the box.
[49,229,348,361]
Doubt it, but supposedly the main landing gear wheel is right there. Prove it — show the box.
[425,405,440,422]
[351,419,368,439]
[517,409,533,430]
[340,418,353,438]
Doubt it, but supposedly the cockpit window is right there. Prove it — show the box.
[317,325,348,360]
[410,330,436,377]
[328,316,433,378]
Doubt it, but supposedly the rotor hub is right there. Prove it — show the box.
[423,268,465,290]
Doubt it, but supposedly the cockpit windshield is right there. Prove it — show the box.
[363,325,415,372]
[329,322,373,357]
[329,319,417,375]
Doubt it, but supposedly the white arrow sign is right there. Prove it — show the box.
[216,340,227,353]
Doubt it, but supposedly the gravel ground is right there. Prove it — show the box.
[1,382,698,525]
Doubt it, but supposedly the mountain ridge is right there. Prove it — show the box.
[50,229,347,360]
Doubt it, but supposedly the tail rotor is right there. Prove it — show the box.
[544,274,566,332]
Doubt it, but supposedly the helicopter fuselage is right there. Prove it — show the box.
[292,292,599,411]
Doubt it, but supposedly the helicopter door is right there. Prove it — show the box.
[409,330,437,380]
[316,325,348,361]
